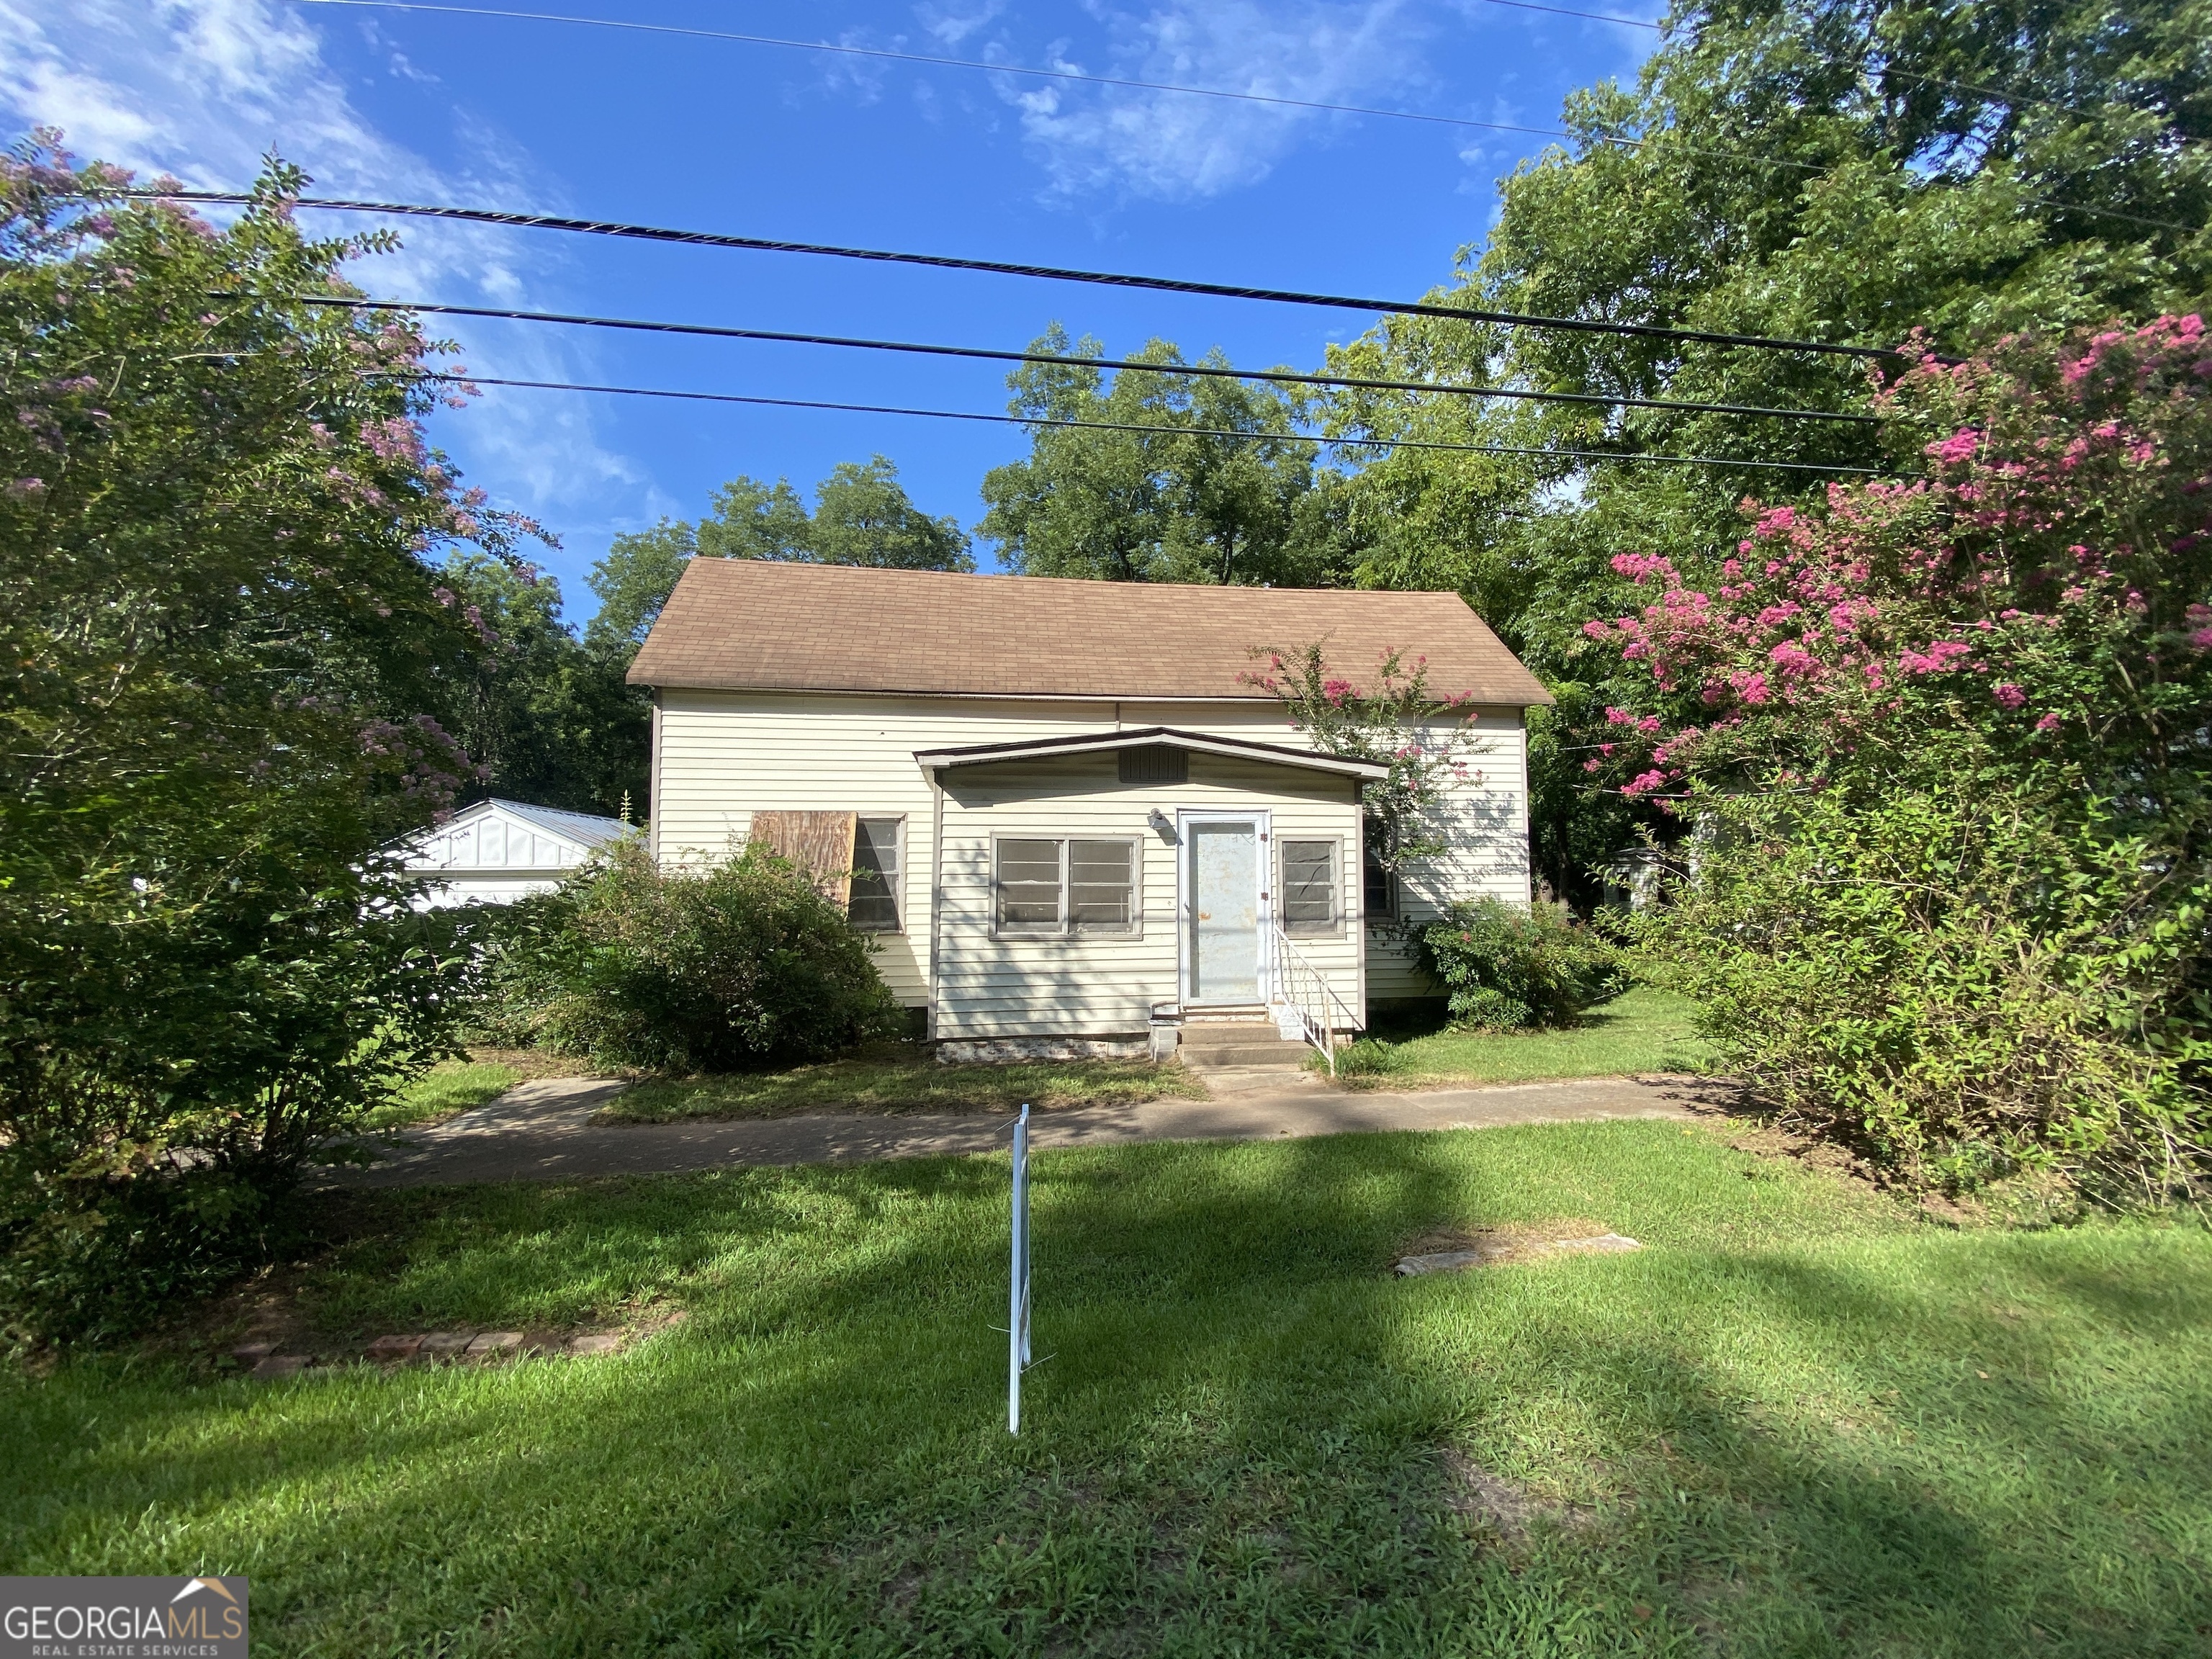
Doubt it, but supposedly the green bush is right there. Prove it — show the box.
[482,840,902,1071]
[1416,899,1627,1030]
[1,152,520,1348]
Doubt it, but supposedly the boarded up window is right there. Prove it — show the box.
[749,810,858,906]
[1118,745,1187,784]
[1280,839,1337,935]
[849,817,902,931]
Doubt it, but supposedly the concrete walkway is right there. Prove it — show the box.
[333,1070,1727,1188]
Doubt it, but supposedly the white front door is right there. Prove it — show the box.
[1184,815,1267,1004]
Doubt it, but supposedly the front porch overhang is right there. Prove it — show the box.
[912,725,1389,781]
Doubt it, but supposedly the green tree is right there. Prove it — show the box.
[1315,0,2211,902]
[0,139,534,1339]
[978,326,1340,585]
[583,455,972,732]
[439,552,648,817]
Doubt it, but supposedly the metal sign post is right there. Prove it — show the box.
[1008,1103,1032,1435]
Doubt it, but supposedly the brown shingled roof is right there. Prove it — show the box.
[627,560,1552,706]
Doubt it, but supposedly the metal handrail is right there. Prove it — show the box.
[1269,930,1360,1076]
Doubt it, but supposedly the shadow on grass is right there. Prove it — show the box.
[9,1127,2210,1658]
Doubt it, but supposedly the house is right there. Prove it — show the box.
[397,796,632,907]
[627,561,1551,1061]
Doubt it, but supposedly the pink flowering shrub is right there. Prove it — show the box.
[1581,318,2212,1204]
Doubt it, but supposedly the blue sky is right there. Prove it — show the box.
[1,0,1660,616]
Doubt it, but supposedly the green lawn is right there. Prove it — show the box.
[359,1058,524,1130]
[6,1122,2209,1655]
[603,1040,1207,1122]
[1329,985,1716,1089]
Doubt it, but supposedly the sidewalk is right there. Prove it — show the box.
[332,1070,1727,1187]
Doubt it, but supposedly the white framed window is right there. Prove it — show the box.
[993,836,1141,937]
[849,817,904,932]
[1279,837,1341,936]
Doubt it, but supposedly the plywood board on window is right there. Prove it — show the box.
[748,810,857,905]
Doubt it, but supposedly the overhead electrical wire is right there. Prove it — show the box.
[403,372,1889,475]
[296,0,2202,233]
[277,293,1881,426]
[146,191,1910,360]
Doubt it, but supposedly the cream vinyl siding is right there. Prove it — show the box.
[650,690,1529,1012]
[931,752,1362,1038]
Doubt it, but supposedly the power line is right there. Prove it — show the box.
[406,370,1889,475]
[278,292,1880,425]
[1465,0,1662,27]
[147,190,1909,360]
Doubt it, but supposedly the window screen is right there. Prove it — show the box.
[848,817,902,930]
[1070,840,1136,926]
[1362,834,1397,921]
[997,839,1064,930]
[1280,839,1337,935]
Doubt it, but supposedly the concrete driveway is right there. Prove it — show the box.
[332,1070,1727,1187]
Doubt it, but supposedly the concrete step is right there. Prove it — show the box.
[1176,1025,1313,1070]
[1184,1048,1310,1071]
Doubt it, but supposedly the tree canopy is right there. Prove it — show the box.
[586,454,971,659]
[978,326,1353,586]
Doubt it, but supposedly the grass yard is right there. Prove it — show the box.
[1330,986,1716,1089]
[6,1122,2209,1657]
[603,1039,1207,1122]
[359,1059,524,1130]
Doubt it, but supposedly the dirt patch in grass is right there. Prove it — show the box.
[145,1194,683,1376]
[1439,1449,1599,1539]
[1395,1217,1628,1270]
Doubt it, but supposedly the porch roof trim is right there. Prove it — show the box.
[912,725,1390,781]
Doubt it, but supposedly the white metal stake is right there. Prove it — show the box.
[1008,1102,1031,1435]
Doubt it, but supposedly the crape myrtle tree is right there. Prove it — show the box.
[1312,0,2211,903]
[0,138,544,1341]
[1581,318,2212,1205]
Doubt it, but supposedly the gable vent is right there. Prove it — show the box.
[1118,745,1187,785]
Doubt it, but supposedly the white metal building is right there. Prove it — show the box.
[398,797,631,908]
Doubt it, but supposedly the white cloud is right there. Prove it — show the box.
[991,0,1431,202]
[916,0,1008,48]
[0,0,644,528]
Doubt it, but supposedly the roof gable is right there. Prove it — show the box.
[397,798,631,873]
[627,560,1551,706]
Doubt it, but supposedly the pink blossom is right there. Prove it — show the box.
[1926,428,1982,465]
[1992,683,2026,709]
[2035,712,2062,732]
[1610,552,1676,583]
